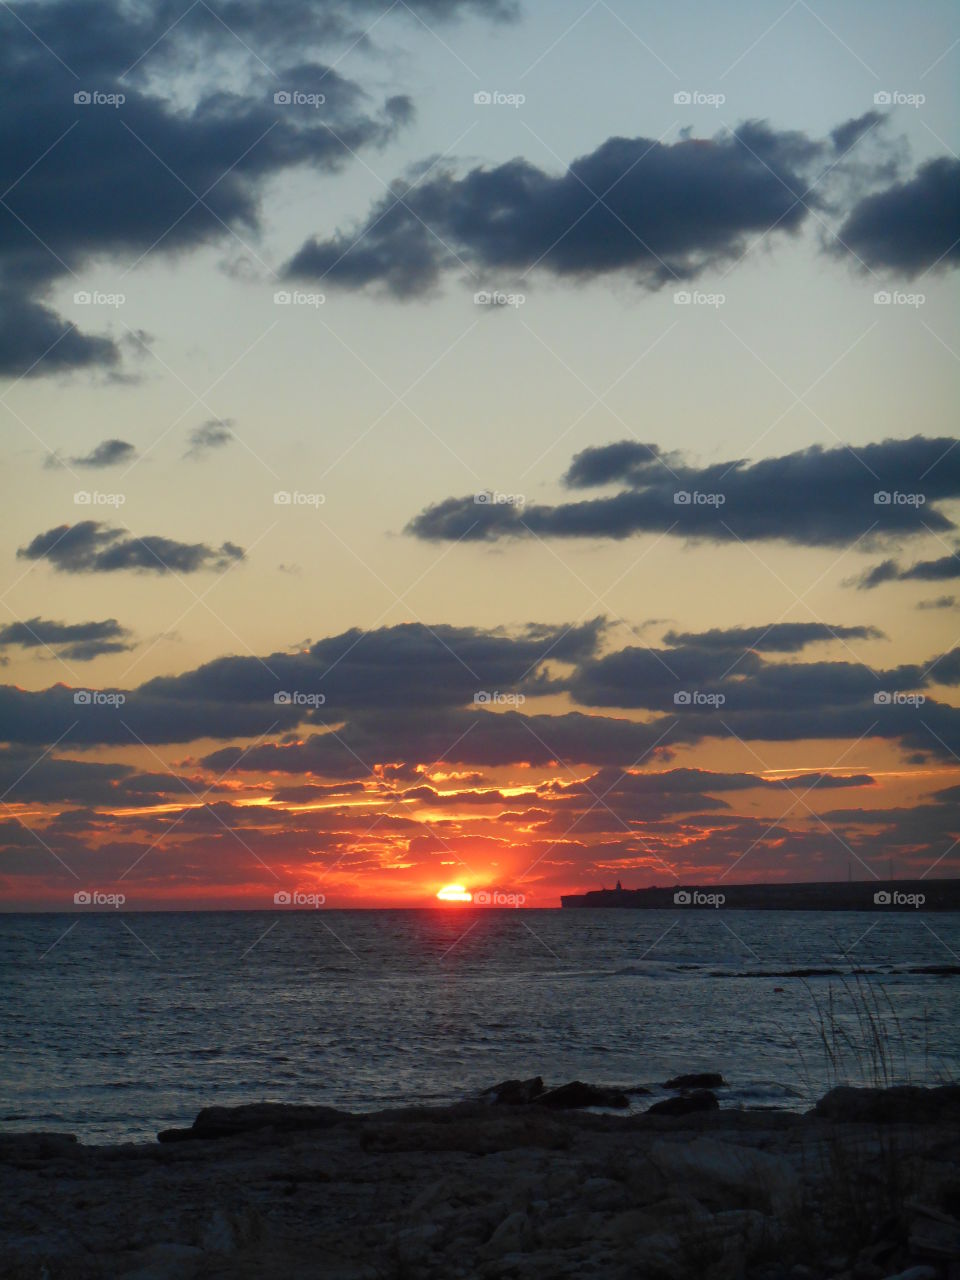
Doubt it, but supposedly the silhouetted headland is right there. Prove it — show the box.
[561,877,960,910]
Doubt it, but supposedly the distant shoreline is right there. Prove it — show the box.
[561,877,960,911]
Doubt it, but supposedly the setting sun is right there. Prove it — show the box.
[436,884,472,903]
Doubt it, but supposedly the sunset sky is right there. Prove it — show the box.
[1,0,958,908]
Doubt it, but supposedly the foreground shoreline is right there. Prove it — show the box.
[3,1082,960,1279]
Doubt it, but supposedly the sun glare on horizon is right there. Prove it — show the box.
[436,884,472,902]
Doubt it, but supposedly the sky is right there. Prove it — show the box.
[0,0,958,909]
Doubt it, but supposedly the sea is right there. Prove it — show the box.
[2,908,958,1144]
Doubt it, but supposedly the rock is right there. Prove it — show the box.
[813,1084,960,1124]
[646,1136,801,1216]
[534,1081,629,1109]
[0,1133,79,1163]
[118,1243,205,1279]
[482,1077,544,1105]
[158,1102,348,1142]
[646,1090,719,1117]
[663,1072,726,1090]
[880,1268,937,1280]
[487,1210,534,1254]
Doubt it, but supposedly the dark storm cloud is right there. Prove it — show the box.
[184,419,235,459]
[44,439,136,469]
[857,549,960,589]
[836,157,960,275]
[17,521,245,573]
[917,595,958,611]
[408,436,960,547]
[0,616,134,660]
[661,623,885,653]
[285,120,837,294]
[0,0,432,377]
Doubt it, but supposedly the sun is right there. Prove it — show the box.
[436,884,472,903]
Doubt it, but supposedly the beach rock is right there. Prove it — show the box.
[482,1077,544,1105]
[813,1084,960,1124]
[646,1090,720,1116]
[647,1137,801,1215]
[534,1081,629,1109]
[663,1072,726,1090]
[487,1210,534,1254]
[158,1101,348,1142]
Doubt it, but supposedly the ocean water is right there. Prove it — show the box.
[1,909,958,1144]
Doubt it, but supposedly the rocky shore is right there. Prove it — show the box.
[2,1080,959,1280]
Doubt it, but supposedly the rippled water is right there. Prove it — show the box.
[1,909,958,1143]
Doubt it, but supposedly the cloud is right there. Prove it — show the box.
[284,120,848,295]
[45,439,136,469]
[836,157,960,275]
[184,419,235,459]
[17,521,245,573]
[661,623,885,653]
[0,0,427,377]
[0,616,135,660]
[917,595,958,611]
[407,435,960,548]
[857,549,960,589]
